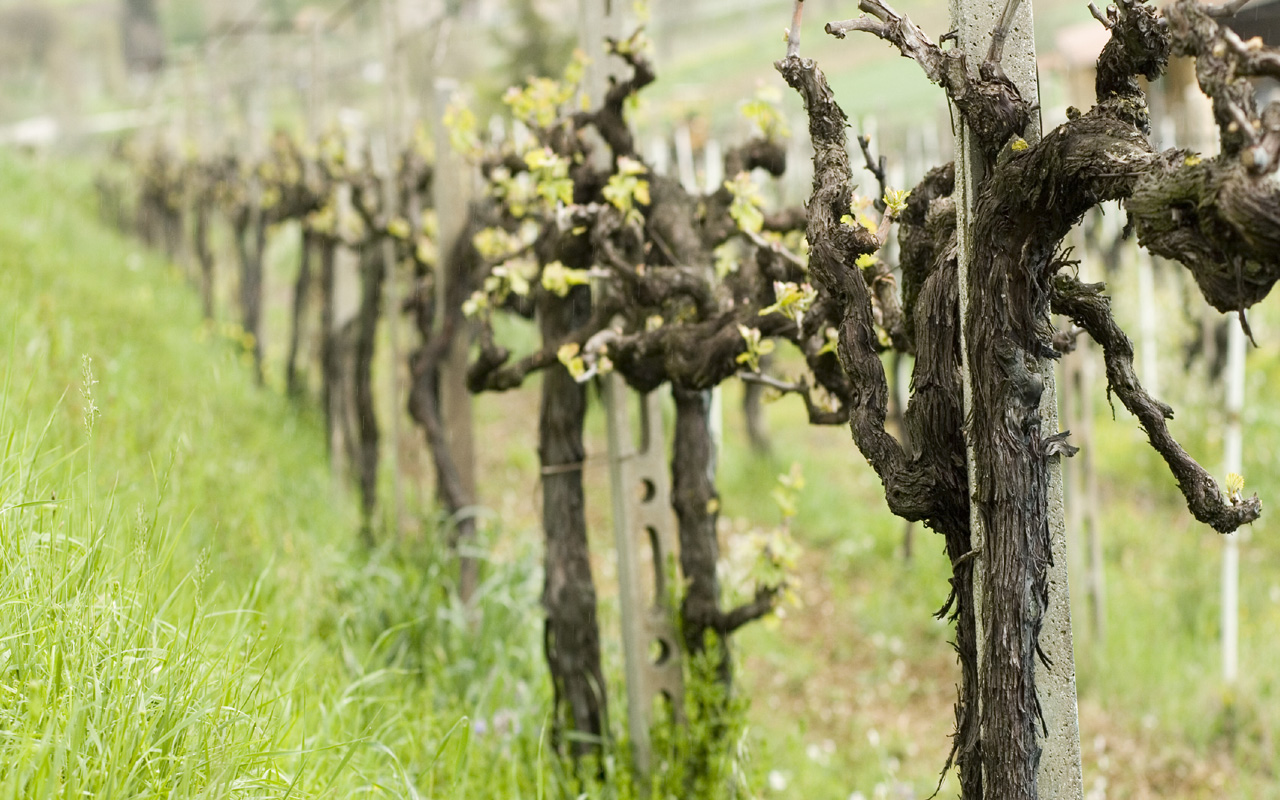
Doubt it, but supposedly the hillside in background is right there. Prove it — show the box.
[1,0,1102,147]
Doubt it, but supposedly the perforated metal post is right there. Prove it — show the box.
[951,1,1083,796]
[603,383,684,774]
[580,0,684,776]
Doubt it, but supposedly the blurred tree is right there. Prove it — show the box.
[121,0,165,76]
[492,0,575,85]
[0,5,59,81]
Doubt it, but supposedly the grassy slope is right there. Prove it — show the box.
[0,152,551,798]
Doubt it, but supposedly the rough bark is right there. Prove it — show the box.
[1127,0,1280,314]
[538,282,608,755]
[1051,275,1260,531]
[354,243,385,544]
[232,206,266,384]
[960,112,1152,800]
[672,387,724,665]
[319,237,338,455]
[407,218,481,597]
[781,1,1280,793]
[1128,151,1280,312]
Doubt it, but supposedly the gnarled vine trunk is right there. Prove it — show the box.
[354,242,384,543]
[538,282,607,754]
[319,237,338,454]
[193,197,215,320]
[286,230,314,396]
[232,206,266,383]
[672,387,724,669]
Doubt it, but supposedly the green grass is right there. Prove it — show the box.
[0,152,557,797]
[0,150,776,799]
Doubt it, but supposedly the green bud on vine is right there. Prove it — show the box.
[736,324,775,372]
[541,261,591,297]
[818,326,839,356]
[443,100,480,157]
[714,242,739,279]
[462,291,489,319]
[603,156,651,227]
[557,343,587,379]
[740,85,790,141]
[415,237,436,267]
[387,217,411,240]
[725,171,766,234]
[883,187,911,217]
[504,76,575,129]
[759,280,817,329]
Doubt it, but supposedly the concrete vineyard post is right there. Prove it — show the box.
[1223,321,1245,684]
[950,0,1084,795]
